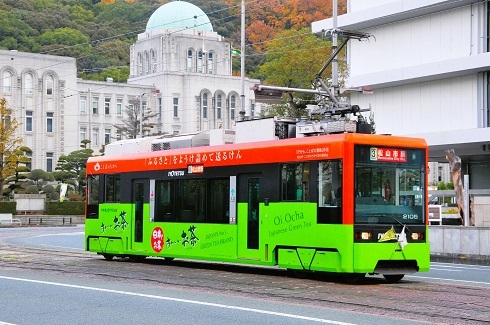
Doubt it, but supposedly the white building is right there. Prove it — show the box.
[0,50,79,171]
[0,1,258,172]
[312,0,490,195]
[127,1,259,135]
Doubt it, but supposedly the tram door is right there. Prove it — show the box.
[238,174,261,259]
[132,180,147,250]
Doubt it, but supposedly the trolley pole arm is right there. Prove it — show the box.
[314,36,350,82]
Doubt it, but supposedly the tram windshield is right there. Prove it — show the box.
[354,146,426,225]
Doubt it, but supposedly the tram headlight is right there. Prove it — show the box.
[410,232,424,241]
[355,231,372,241]
[361,232,371,240]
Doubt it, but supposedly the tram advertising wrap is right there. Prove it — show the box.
[85,133,429,283]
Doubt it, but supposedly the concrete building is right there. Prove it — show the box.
[127,1,259,135]
[0,50,79,171]
[312,0,490,226]
[0,1,257,172]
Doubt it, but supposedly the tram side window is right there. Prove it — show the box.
[153,178,229,223]
[281,162,310,201]
[175,179,206,222]
[105,174,121,202]
[208,178,230,223]
[318,160,342,207]
[86,175,100,219]
[317,160,342,224]
[155,180,173,222]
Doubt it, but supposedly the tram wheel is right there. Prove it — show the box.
[383,274,404,283]
[128,255,146,262]
[164,257,175,262]
[341,273,366,284]
[102,254,114,261]
[287,269,307,278]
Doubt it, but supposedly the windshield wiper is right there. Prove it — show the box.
[390,216,411,233]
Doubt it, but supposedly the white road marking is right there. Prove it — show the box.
[407,275,489,285]
[0,275,355,325]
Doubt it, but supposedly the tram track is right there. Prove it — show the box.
[1,245,488,324]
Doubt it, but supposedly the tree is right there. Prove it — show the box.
[38,27,91,57]
[256,28,346,118]
[28,169,54,190]
[4,146,32,196]
[52,144,94,195]
[114,97,158,139]
[0,98,22,198]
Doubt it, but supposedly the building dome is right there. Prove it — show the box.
[146,1,213,32]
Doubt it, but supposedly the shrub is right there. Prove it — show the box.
[46,201,84,215]
[0,201,16,214]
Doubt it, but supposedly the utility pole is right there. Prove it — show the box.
[332,0,339,97]
[240,0,247,117]
[139,93,144,138]
[88,88,91,149]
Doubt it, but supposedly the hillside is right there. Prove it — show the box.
[0,0,344,82]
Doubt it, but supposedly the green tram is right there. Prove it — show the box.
[85,133,430,282]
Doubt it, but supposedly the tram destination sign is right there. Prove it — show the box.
[370,147,407,163]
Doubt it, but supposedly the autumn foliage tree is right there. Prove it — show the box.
[257,28,347,117]
[245,0,346,51]
[4,146,32,197]
[0,98,22,198]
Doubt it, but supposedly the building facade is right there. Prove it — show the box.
[0,1,258,172]
[127,1,258,135]
[0,50,78,172]
[312,0,490,197]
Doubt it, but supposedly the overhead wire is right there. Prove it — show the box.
[2,0,334,136]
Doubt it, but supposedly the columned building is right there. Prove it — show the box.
[0,1,258,172]
[0,50,78,172]
[127,1,259,135]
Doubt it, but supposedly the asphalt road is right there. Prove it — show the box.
[0,226,488,324]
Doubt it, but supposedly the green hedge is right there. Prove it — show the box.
[46,201,84,215]
[0,202,16,214]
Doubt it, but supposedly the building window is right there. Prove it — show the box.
[137,53,143,76]
[80,127,86,141]
[92,97,98,114]
[25,73,33,95]
[105,98,111,115]
[93,129,99,146]
[173,97,179,117]
[207,52,213,74]
[202,93,208,118]
[217,94,222,119]
[187,49,193,72]
[80,96,87,114]
[104,129,111,144]
[116,99,123,115]
[25,152,32,170]
[26,111,33,132]
[46,152,53,172]
[46,112,53,132]
[230,95,236,120]
[158,97,162,118]
[150,49,156,73]
[144,51,149,75]
[197,50,203,73]
[3,71,12,94]
[46,75,53,95]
